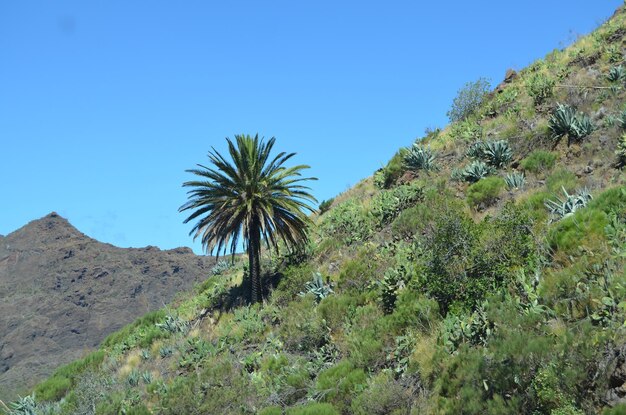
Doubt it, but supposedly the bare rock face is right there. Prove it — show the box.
[0,213,214,401]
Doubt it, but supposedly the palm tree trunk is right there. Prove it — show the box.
[248,217,262,303]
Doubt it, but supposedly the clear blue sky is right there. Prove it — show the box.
[1,1,622,254]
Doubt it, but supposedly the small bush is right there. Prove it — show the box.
[287,403,340,415]
[521,150,557,174]
[35,351,105,402]
[450,118,483,141]
[370,182,423,225]
[526,72,555,106]
[545,169,578,193]
[319,200,373,245]
[315,361,367,411]
[447,77,491,122]
[466,177,506,208]
[375,150,408,189]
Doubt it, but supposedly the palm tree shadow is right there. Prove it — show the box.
[212,271,283,316]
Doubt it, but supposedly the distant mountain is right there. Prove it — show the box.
[0,212,214,401]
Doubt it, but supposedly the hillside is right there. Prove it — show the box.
[0,213,215,402]
[6,5,626,415]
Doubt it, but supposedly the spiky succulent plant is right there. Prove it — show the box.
[607,65,626,83]
[548,103,594,143]
[461,161,495,183]
[299,272,333,302]
[483,140,513,168]
[404,143,439,172]
[504,172,526,190]
[545,187,592,221]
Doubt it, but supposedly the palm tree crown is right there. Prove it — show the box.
[179,134,317,302]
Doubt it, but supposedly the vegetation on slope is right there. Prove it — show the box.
[5,5,626,415]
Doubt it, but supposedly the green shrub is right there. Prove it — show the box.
[286,403,340,415]
[315,361,367,411]
[318,293,360,332]
[466,176,506,208]
[450,118,483,141]
[259,407,283,415]
[422,205,536,313]
[604,404,626,415]
[350,372,412,415]
[526,72,555,106]
[319,200,373,245]
[521,150,557,174]
[548,207,608,253]
[376,150,408,189]
[370,182,422,226]
[102,309,166,348]
[545,169,578,193]
[278,296,327,352]
[34,350,105,402]
[447,77,491,122]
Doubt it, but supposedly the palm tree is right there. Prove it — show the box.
[179,134,317,303]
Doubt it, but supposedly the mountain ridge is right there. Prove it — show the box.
[0,212,214,401]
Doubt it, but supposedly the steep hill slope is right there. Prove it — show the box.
[0,213,215,401]
[12,5,626,415]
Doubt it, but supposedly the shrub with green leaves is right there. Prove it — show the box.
[375,149,407,189]
[319,200,373,245]
[521,150,557,174]
[526,72,555,106]
[545,187,592,221]
[314,361,367,411]
[505,172,526,190]
[460,160,495,183]
[466,176,506,208]
[403,143,439,172]
[450,118,483,141]
[549,103,594,143]
[447,77,491,122]
[370,183,423,225]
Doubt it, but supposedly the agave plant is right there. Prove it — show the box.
[607,65,626,83]
[616,134,626,166]
[504,172,526,190]
[548,103,594,143]
[618,109,626,130]
[483,140,513,168]
[4,395,37,415]
[210,260,232,276]
[299,272,333,302]
[545,187,592,221]
[461,161,495,183]
[466,141,487,159]
[404,143,439,172]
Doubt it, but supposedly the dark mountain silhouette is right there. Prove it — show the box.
[0,212,214,400]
